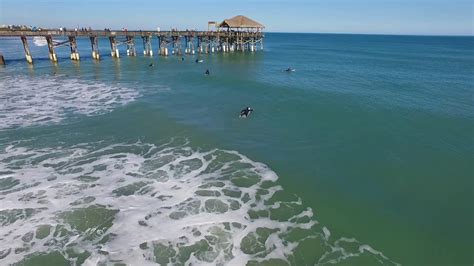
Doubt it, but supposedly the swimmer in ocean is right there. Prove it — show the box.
[239,107,254,118]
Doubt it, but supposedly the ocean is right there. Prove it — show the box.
[0,33,472,265]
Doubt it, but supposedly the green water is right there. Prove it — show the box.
[0,33,473,265]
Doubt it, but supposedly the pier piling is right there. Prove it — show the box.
[109,36,119,58]
[185,36,195,54]
[90,36,100,60]
[20,36,33,64]
[172,36,181,55]
[159,36,169,56]
[68,36,80,61]
[142,35,153,56]
[126,36,136,56]
[46,36,58,62]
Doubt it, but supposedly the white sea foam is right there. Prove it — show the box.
[0,75,139,129]
[0,140,398,265]
[33,37,47,47]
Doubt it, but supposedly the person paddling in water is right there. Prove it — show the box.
[205,69,210,75]
[239,107,254,118]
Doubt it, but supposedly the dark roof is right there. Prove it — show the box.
[219,15,264,28]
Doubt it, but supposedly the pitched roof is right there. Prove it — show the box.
[219,15,264,28]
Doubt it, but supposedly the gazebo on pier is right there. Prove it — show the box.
[218,15,265,32]
[215,15,264,51]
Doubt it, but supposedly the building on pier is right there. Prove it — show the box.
[217,15,265,51]
[218,15,265,32]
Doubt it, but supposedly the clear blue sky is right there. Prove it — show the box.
[0,0,472,35]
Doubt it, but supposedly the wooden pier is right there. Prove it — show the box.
[0,16,264,65]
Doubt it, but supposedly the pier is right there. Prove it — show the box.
[0,15,264,65]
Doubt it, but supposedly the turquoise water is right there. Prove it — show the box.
[0,33,473,265]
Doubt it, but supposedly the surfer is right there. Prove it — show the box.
[205,69,210,75]
[149,63,154,67]
[239,107,254,118]
[285,67,294,72]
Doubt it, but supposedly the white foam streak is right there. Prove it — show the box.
[33,37,47,47]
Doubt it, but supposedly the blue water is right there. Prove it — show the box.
[0,33,473,265]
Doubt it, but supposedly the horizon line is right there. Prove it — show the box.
[266,31,474,37]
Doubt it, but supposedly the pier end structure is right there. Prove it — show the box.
[217,15,265,52]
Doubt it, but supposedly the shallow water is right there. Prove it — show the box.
[0,33,472,265]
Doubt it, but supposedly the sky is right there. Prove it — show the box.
[0,0,472,35]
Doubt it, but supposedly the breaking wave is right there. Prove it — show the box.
[33,37,47,47]
[0,138,398,265]
[0,75,139,130]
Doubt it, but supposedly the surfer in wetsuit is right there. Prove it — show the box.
[285,67,293,72]
[205,69,210,75]
[240,107,254,118]
[149,63,154,67]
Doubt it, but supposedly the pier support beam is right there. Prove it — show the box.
[197,37,201,54]
[20,36,33,64]
[68,36,80,60]
[159,37,168,56]
[109,36,119,58]
[172,36,181,55]
[216,36,220,52]
[223,37,229,53]
[142,35,153,56]
[46,36,58,62]
[184,36,195,54]
[156,36,162,55]
[126,36,136,56]
[213,37,217,52]
[90,36,100,60]
[250,39,255,52]
[198,37,209,54]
